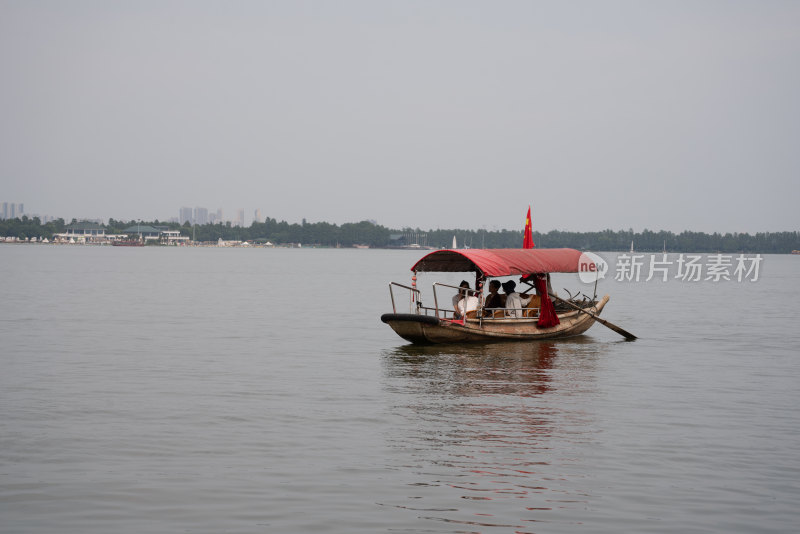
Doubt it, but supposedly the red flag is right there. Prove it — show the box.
[523,206,535,249]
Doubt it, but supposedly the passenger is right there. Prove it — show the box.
[453,280,479,319]
[502,280,533,318]
[452,280,469,312]
[483,280,505,317]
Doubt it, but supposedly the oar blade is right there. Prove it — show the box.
[549,293,637,341]
[596,317,637,340]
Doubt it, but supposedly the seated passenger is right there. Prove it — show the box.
[502,280,533,318]
[453,280,479,318]
[458,295,480,318]
[483,280,505,317]
[452,280,469,313]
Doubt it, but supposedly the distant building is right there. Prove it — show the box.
[235,209,245,227]
[123,225,169,240]
[208,208,224,225]
[389,234,407,247]
[254,209,262,224]
[194,207,208,225]
[64,221,105,236]
[1,202,23,220]
[159,230,190,245]
[179,207,193,225]
[51,221,106,243]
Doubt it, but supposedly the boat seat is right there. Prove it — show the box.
[524,295,541,317]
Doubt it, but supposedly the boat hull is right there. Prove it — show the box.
[382,295,610,344]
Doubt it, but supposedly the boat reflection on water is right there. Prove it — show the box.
[383,338,601,397]
[380,339,605,532]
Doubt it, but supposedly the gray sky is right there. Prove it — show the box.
[1,1,799,232]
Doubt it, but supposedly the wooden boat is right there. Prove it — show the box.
[112,239,144,247]
[381,248,611,344]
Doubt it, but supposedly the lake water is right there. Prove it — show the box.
[1,246,798,533]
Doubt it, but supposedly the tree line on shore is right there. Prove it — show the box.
[1,215,798,253]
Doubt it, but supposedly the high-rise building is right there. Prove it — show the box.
[254,209,262,223]
[179,207,193,225]
[1,202,24,219]
[235,209,245,227]
[194,207,208,225]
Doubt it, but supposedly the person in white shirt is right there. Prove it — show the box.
[502,280,533,318]
[452,280,479,318]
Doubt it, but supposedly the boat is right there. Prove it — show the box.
[381,248,612,344]
[112,239,144,247]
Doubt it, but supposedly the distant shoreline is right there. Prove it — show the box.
[2,239,799,255]
[1,217,798,253]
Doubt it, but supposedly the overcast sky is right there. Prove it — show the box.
[1,1,798,232]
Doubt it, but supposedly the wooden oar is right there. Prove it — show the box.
[548,293,637,341]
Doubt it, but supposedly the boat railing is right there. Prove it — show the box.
[388,282,422,314]
[480,307,541,321]
[432,282,481,320]
[390,280,582,322]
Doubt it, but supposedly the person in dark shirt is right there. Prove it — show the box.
[483,280,505,317]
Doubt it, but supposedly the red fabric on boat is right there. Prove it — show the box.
[533,275,560,328]
[411,248,585,276]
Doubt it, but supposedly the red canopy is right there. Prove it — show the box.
[411,248,587,277]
